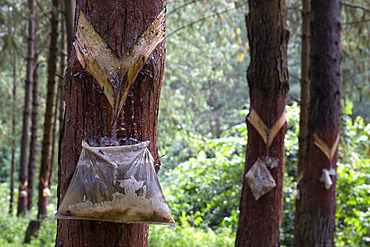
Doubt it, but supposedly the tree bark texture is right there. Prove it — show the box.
[294,0,342,246]
[236,0,289,246]
[64,0,75,59]
[297,0,310,186]
[38,0,59,218]
[56,0,167,246]
[28,55,39,211]
[17,0,35,216]
[9,57,17,215]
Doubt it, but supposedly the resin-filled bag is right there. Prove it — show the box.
[55,141,175,225]
[246,158,276,200]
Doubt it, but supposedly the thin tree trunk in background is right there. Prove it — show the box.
[236,0,289,245]
[64,0,75,59]
[50,7,66,187]
[17,0,35,216]
[294,0,342,245]
[296,0,310,186]
[38,0,59,218]
[9,57,17,215]
[28,12,40,211]
[56,0,167,245]
[49,73,59,187]
[27,53,39,211]
[56,0,67,189]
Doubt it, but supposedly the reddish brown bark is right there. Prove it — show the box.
[56,0,166,246]
[235,0,289,246]
[17,0,35,216]
[38,0,59,218]
[294,0,342,246]
[297,0,310,183]
[28,57,39,211]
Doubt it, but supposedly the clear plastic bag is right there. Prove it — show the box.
[320,168,336,190]
[55,140,175,225]
[246,158,276,200]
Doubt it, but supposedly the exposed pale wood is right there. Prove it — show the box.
[313,133,339,160]
[248,109,286,147]
[75,8,166,117]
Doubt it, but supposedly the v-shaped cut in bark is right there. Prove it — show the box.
[313,133,339,161]
[75,8,166,117]
[247,109,286,147]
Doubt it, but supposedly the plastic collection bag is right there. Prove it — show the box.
[55,140,175,225]
[246,158,276,200]
[319,168,336,190]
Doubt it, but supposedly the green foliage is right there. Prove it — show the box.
[0,183,57,246]
[341,0,370,120]
[149,213,235,247]
[160,127,246,229]
[160,103,370,246]
[159,0,249,144]
[280,104,301,245]
[335,103,370,246]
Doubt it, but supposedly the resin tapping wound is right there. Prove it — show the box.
[74,8,166,118]
[247,108,285,147]
[313,133,339,161]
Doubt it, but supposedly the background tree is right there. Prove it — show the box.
[294,0,342,245]
[235,0,289,245]
[17,0,35,216]
[49,0,66,187]
[27,45,39,211]
[38,0,59,218]
[56,0,166,245]
[296,0,310,191]
[63,0,74,58]
[9,56,17,214]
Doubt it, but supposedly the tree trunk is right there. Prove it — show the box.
[296,0,310,187]
[55,0,67,189]
[9,57,17,215]
[38,0,59,218]
[235,0,289,246]
[64,0,75,59]
[294,0,342,246]
[24,220,41,244]
[50,8,66,187]
[17,0,35,216]
[56,0,166,246]
[28,55,39,211]
[49,90,58,187]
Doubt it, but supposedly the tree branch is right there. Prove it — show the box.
[343,18,370,25]
[168,0,198,16]
[341,1,370,12]
[167,2,247,38]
